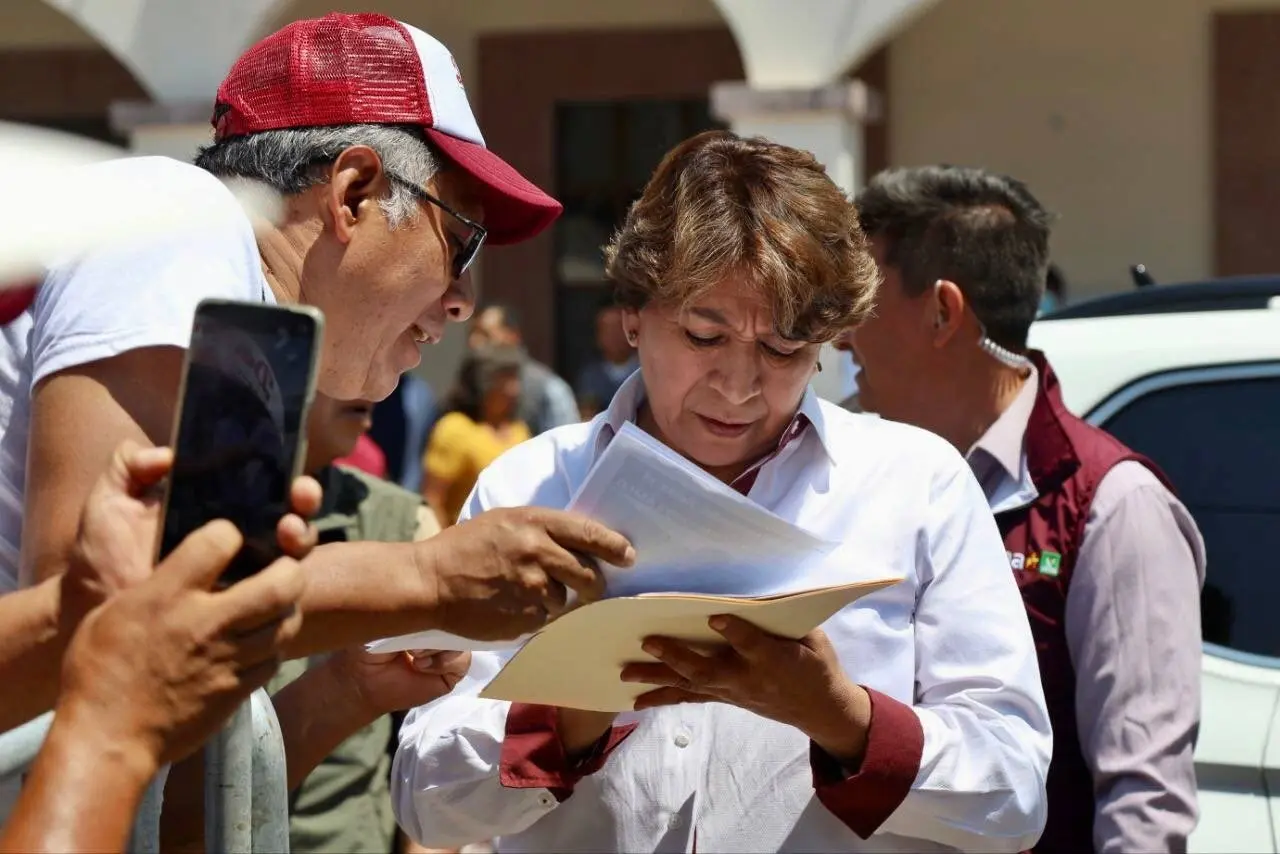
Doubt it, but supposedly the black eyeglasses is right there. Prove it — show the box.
[386,172,487,279]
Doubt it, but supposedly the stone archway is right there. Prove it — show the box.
[39,0,293,156]
[42,0,290,102]
[0,0,146,144]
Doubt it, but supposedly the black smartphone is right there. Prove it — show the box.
[156,299,324,585]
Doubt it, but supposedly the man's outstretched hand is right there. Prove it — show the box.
[421,506,635,641]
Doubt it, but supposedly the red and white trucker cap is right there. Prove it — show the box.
[212,12,561,245]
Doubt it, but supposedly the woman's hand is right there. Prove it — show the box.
[621,616,872,766]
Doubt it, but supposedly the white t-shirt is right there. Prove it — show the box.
[0,156,273,592]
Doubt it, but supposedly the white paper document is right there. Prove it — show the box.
[365,422,838,654]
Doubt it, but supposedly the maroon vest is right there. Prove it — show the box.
[996,352,1173,854]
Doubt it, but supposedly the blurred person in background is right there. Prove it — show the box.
[839,164,1205,854]
[394,131,1050,853]
[338,433,389,479]
[337,432,390,479]
[422,346,528,528]
[574,299,638,419]
[468,303,579,434]
[371,374,440,492]
[265,392,442,854]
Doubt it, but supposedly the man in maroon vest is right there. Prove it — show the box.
[835,165,1206,853]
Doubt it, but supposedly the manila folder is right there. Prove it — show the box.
[478,576,901,713]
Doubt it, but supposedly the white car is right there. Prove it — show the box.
[1029,279,1280,853]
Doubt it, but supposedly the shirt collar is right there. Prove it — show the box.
[966,367,1040,482]
[594,370,838,467]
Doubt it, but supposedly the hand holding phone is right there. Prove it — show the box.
[157,300,324,585]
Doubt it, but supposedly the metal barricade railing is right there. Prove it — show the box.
[248,687,290,853]
[0,689,290,854]
[0,712,51,781]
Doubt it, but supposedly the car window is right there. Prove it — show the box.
[1098,374,1280,658]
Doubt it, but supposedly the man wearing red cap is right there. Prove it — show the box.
[0,13,632,723]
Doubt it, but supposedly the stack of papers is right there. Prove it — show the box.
[366,423,899,705]
[565,423,838,598]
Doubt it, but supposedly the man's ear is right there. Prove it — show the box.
[325,145,388,244]
[928,279,968,348]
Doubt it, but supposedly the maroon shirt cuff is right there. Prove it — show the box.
[499,703,638,802]
[811,686,925,839]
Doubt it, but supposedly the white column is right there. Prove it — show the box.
[711,81,878,402]
[109,101,213,162]
[44,0,287,103]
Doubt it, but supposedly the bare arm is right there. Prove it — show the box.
[272,658,383,791]
[5,519,302,854]
[23,347,183,586]
[280,539,437,658]
[0,439,177,730]
[0,579,64,731]
[22,350,446,660]
[0,705,156,854]
[277,670,373,790]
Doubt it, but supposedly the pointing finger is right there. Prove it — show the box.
[536,509,635,568]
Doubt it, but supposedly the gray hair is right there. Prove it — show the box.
[194,124,439,228]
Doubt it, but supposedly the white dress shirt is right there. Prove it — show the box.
[393,372,1051,853]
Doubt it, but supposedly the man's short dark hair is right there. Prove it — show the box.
[855,165,1052,350]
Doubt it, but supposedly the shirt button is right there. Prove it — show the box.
[537,794,555,808]
[669,814,684,829]
[673,732,691,748]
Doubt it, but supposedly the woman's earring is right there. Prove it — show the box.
[626,330,638,345]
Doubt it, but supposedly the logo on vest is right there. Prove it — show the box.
[1007,549,1063,577]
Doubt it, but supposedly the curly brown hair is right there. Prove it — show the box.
[603,130,879,343]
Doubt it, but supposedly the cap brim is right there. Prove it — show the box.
[426,129,562,246]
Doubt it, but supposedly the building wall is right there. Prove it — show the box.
[891,0,1280,298]
[269,0,725,85]
[12,0,1280,382]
